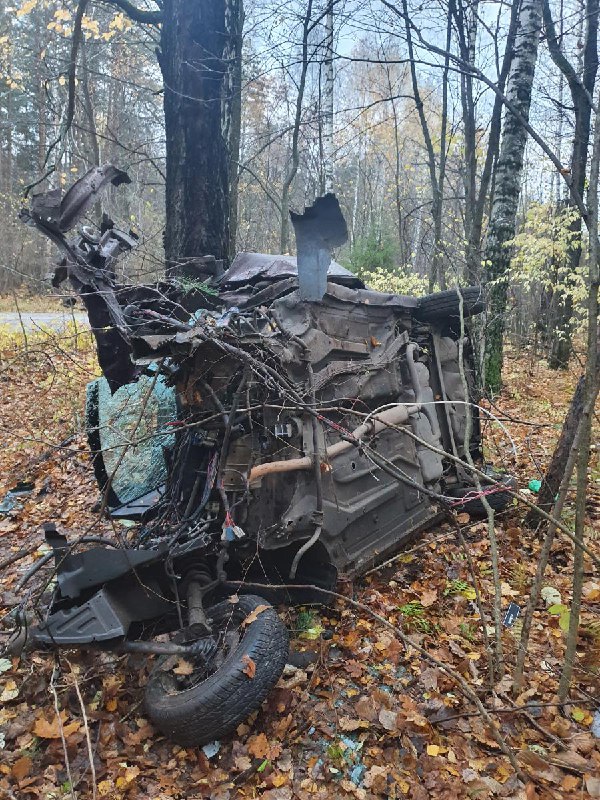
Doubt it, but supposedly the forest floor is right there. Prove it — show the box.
[0,323,599,800]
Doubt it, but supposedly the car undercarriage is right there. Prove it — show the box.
[17,166,515,745]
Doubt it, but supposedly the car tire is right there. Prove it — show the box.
[447,472,516,517]
[416,286,485,322]
[144,594,289,746]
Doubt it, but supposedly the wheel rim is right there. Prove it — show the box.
[152,604,248,695]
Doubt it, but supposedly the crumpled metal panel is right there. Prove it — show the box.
[28,165,130,234]
[290,194,349,301]
[221,251,361,287]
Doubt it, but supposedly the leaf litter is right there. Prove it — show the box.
[0,331,599,798]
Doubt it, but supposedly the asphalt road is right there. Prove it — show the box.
[0,311,88,331]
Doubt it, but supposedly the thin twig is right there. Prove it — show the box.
[67,659,97,800]
[50,661,77,800]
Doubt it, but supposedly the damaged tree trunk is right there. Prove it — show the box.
[158,0,242,275]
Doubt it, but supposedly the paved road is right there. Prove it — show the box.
[0,311,88,331]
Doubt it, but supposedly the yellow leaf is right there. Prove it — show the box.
[98,779,114,796]
[427,744,440,756]
[172,659,194,676]
[242,604,270,626]
[17,0,37,17]
[571,707,586,723]
[0,679,19,702]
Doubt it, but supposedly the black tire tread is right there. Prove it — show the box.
[144,595,288,746]
[451,489,513,517]
[447,472,516,517]
[416,286,485,322]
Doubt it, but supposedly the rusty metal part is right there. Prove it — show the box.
[248,404,418,483]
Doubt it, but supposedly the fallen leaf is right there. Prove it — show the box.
[586,776,600,798]
[104,697,118,713]
[344,660,364,678]
[247,732,281,760]
[11,756,31,782]
[378,708,398,731]
[33,712,80,739]
[456,512,470,524]
[420,588,438,607]
[517,750,563,784]
[339,716,369,731]
[363,765,389,793]
[243,604,270,626]
[0,679,19,702]
[547,749,590,773]
[235,755,252,771]
[98,779,115,796]
[561,775,580,791]
[420,667,440,691]
[242,654,256,678]
[356,696,378,723]
[427,744,440,756]
[172,658,195,676]
[248,733,269,758]
[261,788,292,800]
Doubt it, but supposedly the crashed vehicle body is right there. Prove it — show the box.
[20,167,513,746]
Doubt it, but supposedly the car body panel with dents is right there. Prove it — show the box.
[19,167,512,747]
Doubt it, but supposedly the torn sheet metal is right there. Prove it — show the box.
[290,194,348,301]
[22,170,500,582]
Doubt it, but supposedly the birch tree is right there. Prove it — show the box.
[484,0,544,393]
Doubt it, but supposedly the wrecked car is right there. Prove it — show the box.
[17,166,514,746]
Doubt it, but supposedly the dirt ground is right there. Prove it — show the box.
[0,324,599,799]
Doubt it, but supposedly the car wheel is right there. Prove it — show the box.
[447,472,516,517]
[144,595,289,746]
[415,286,485,322]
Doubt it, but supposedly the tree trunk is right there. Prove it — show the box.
[322,1,334,194]
[543,0,599,370]
[226,0,244,260]
[484,0,543,393]
[401,0,448,291]
[159,0,243,275]
[558,92,600,699]
[526,330,600,525]
[456,0,519,285]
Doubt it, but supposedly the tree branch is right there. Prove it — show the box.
[99,0,162,24]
